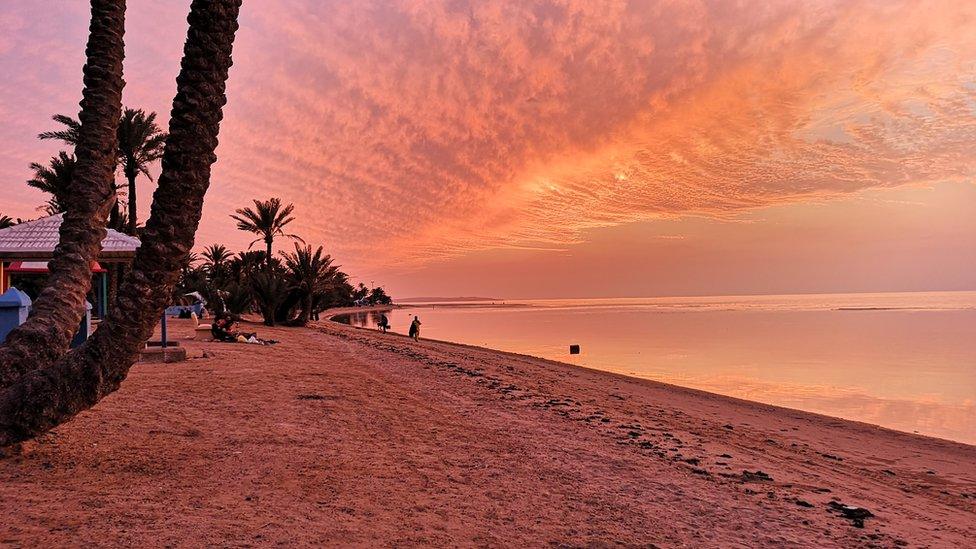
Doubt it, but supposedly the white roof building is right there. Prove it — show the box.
[0,214,140,261]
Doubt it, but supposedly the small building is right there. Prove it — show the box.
[0,214,140,318]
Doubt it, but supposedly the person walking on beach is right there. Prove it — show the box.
[408,315,422,340]
[378,313,390,333]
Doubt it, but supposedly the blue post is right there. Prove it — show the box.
[100,271,108,318]
[161,312,168,349]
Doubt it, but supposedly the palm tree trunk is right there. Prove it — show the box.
[0,0,125,388]
[304,293,313,324]
[266,238,273,270]
[126,169,138,234]
[0,0,243,446]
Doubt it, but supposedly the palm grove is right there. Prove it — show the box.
[11,45,390,331]
[20,118,391,326]
[0,0,381,447]
[178,197,392,327]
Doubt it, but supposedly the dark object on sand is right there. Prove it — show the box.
[827,501,874,528]
[569,344,580,354]
[741,470,773,482]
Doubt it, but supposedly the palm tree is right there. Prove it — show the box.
[180,251,200,277]
[0,0,243,446]
[27,152,76,215]
[0,215,15,229]
[282,243,338,325]
[201,243,232,277]
[353,282,369,302]
[0,0,125,387]
[117,108,166,234]
[250,271,292,326]
[226,250,271,283]
[231,197,304,270]
[40,108,166,235]
[37,114,82,144]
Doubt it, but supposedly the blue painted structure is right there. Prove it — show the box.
[0,287,31,343]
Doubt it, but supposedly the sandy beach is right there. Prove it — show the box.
[1,315,973,547]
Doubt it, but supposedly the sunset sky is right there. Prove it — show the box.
[1,0,974,298]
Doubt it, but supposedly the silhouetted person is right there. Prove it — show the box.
[378,313,390,333]
[408,315,421,340]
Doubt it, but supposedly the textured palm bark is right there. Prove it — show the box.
[0,0,242,446]
[126,169,138,235]
[0,0,125,388]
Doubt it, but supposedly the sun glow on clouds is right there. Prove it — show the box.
[1,1,974,290]
[216,0,975,267]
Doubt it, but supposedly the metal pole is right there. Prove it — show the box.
[100,271,108,318]
[161,312,168,349]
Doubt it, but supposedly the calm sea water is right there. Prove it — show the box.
[336,292,976,444]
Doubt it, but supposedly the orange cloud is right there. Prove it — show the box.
[1,0,974,278]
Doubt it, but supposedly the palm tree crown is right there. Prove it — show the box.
[201,243,232,284]
[283,243,337,293]
[231,197,304,269]
[37,114,82,145]
[202,243,232,271]
[27,151,76,215]
[0,215,16,229]
[117,108,166,233]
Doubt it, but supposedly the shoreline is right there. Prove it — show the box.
[1,317,973,545]
[326,307,975,448]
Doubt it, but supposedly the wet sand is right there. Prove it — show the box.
[0,316,973,546]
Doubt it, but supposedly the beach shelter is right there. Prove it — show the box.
[0,214,140,318]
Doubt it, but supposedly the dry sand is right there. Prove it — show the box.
[1,315,974,547]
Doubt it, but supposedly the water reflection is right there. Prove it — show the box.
[335,293,976,444]
[331,310,388,329]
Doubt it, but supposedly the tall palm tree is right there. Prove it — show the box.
[231,197,304,270]
[40,108,166,235]
[0,0,125,387]
[282,243,338,325]
[117,108,166,234]
[27,151,76,215]
[0,215,15,229]
[0,0,243,446]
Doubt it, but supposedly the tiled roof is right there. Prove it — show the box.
[0,214,140,258]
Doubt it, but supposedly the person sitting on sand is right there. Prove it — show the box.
[211,312,277,345]
[210,312,238,342]
[378,313,390,333]
[408,315,421,340]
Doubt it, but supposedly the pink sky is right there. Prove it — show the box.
[1,1,974,298]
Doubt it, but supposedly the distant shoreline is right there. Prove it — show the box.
[397,296,503,303]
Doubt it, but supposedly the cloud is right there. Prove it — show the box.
[1,0,974,274]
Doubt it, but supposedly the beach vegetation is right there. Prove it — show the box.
[39,108,166,235]
[27,151,76,215]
